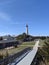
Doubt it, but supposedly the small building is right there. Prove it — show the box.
[0,39,19,49]
[3,35,14,40]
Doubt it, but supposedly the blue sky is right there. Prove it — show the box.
[0,0,49,36]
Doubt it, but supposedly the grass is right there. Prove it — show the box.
[0,41,35,59]
[48,62,49,65]
[0,46,28,56]
[38,39,49,65]
[22,41,35,45]
[39,40,46,47]
[7,46,29,55]
[19,41,35,48]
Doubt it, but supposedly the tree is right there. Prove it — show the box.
[16,33,27,40]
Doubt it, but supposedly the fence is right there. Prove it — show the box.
[0,47,31,65]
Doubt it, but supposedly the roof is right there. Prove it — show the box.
[0,39,18,44]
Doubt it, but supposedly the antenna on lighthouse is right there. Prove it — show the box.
[26,24,28,35]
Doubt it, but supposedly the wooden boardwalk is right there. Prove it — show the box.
[17,40,39,65]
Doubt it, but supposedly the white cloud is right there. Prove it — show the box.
[0,12,11,21]
[0,12,19,25]
[0,12,32,25]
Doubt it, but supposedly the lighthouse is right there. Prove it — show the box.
[26,24,28,35]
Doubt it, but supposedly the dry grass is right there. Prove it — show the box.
[0,41,35,58]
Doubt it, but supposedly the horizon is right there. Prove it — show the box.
[0,33,49,37]
[0,0,49,36]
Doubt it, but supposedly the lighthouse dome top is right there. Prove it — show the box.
[26,24,28,27]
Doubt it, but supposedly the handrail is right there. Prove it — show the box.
[17,40,39,65]
[0,47,31,65]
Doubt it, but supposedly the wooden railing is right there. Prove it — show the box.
[0,47,31,65]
